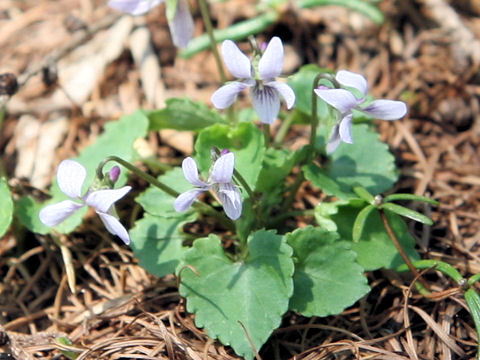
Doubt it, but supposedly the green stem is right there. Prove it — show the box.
[233,168,254,201]
[97,156,235,231]
[198,0,226,83]
[379,209,430,290]
[274,113,294,146]
[263,123,270,148]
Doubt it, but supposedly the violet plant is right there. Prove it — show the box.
[4,1,476,359]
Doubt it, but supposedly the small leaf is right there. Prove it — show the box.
[306,124,398,199]
[317,200,419,270]
[180,12,279,58]
[352,185,374,203]
[352,204,375,242]
[145,98,224,131]
[287,226,369,317]
[136,168,193,217]
[397,260,463,283]
[179,230,294,359]
[194,122,265,191]
[381,202,433,225]
[0,178,13,237]
[464,287,480,358]
[130,213,195,277]
[384,193,439,206]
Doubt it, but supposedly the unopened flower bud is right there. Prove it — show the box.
[220,148,231,156]
[109,166,120,183]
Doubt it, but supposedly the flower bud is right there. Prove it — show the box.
[109,166,120,183]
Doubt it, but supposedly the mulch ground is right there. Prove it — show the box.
[1,0,480,358]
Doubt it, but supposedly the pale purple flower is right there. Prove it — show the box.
[108,0,194,48]
[314,70,407,153]
[211,37,296,124]
[39,160,131,244]
[174,152,242,220]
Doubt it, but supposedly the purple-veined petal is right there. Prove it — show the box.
[251,85,281,124]
[360,99,407,120]
[210,152,234,184]
[182,157,209,187]
[221,40,252,79]
[174,188,206,212]
[39,200,84,227]
[336,70,368,97]
[84,186,131,213]
[211,81,250,109]
[339,114,353,144]
[326,124,342,154]
[168,0,194,48]
[108,0,162,15]
[97,212,130,245]
[258,36,284,80]
[266,81,295,109]
[216,183,242,220]
[57,160,87,198]
[314,88,358,114]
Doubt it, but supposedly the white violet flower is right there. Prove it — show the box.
[39,160,131,244]
[174,151,242,220]
[211,37,296,124]
[314,70,407,153]
[108,0,194,48]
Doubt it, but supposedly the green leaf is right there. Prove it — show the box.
[256,148,298,192]
[287,227,369,317]
[287,64,331,118]
[381,202,434,225]
[180,12,279,58]
[0,178,13,237]
[145,98,224,131]
[305,124,398,199]
[297,0,384,24]
[194,122,265,190]
[464,288,480,358]
[31,110,149,234]
[315,200,419,270]
[130,213,194,277]
[15,196,52,235]
[136,168,193,217]
[384,193,439,206]
[352,204,375,242]
[179,230,294,359]
[352,185,374,203]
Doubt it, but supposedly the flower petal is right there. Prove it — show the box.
[336,70,368,97]
[216,183,242,220]
[314,88,358,114]
[326,124,342,154]
[57,160,86,198]
[108,0,162,15]
[266,81,295,109]
[84,186,131,213]
[258,37,284,80]
[210,152,234,184]
[97,212,130,245]
[182,157,209,187]
[251,85,281,124]
[360,99,407,120]
[211,82,250,109]
[39,200,84,227]
[339,114,353,144]
[221,40,252,79]
[168,0,194,48]
[174,189,206,212]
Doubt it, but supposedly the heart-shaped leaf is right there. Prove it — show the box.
[179,230,294,359]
